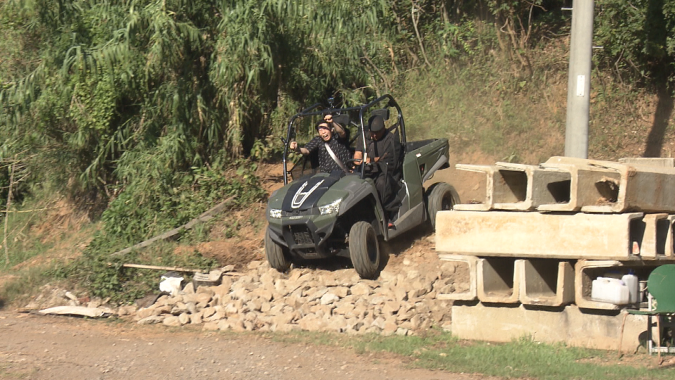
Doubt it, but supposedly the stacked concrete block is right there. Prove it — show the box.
[618,157,675,167]
[544,156,675,213]
[454,163,571,211]
[437,156,675,312]
[455,156,675,214]
[436,254,478,301]
[476,258,522,304]
[436,211,646,260]
[519,259,574,307]
[451,303,648,351]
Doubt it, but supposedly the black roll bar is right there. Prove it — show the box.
[282,94,405,184]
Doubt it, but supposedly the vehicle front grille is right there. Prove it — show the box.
[290,225,314,245]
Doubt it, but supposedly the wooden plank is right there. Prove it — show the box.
[38,306,108,318]
[110,196,234,257]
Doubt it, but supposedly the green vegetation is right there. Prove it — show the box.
[273,331,675,380]
[1,0,675,300]
[1,3,675,375]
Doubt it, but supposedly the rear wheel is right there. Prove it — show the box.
[265,228,291,272]
[426,182,459,230]
[349,221,380,279]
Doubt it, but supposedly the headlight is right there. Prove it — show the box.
[319,199,342,215]
[269,208,282,219]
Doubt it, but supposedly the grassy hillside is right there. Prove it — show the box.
[396,49,675,166]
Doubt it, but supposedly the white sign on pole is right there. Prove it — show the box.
[576,75,585,97]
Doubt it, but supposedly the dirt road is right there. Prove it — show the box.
[0,311,484,380]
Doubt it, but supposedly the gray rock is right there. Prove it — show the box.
[333,302,355,316]
[202,307,216,319]
[137,315,165,325]
[117,305,137,316]
[272,312,295,326]
[202,322,219,331]
[190,312,203,324]
[183,282,195,294]
[395,327,409,336]
[440,262,457,277]
[306,287,329,302]
[320,293,340,305]
[408,288,427,300]
[371,317,386,329]
[327,315,348,332]
[350,283,371,296]
[195,288,213,304]
[331,286,349,298]
[298,315,326,331]
[163,316,181,327]
[186,302,197,314]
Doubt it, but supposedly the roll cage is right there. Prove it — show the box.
[282,94,407,185]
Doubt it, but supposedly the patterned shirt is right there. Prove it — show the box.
[304,136,351,173]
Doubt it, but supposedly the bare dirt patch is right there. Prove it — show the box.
[0,311,488,380]
[8,198,94,271]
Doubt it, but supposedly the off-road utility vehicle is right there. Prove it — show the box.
[265,94,458,279]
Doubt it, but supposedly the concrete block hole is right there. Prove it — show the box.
[495,170,527,203]
[480,257,516,297]
[523,259,559,298]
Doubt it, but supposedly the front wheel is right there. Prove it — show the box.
[349,221,380,279]
[426,182,459,230]
[265,228,292,272]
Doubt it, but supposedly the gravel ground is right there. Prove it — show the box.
[0,311,487,380]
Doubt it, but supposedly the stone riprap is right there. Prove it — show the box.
[126,260,460,335]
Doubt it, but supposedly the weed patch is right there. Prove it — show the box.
[270,331,675,380]
[61,161,267,303]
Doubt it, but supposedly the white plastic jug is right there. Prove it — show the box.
[621,274,639,303]
[591,277,630,304]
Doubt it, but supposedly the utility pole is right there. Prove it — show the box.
[564,0,594,158]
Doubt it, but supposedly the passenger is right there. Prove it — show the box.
[322,112,350,148]
[289,120,351,173]
[353,115,400,218]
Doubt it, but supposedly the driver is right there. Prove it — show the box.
[353,115,399,214]
[289,120,351,173]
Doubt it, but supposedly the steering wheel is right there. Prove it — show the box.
[345,158,373,173]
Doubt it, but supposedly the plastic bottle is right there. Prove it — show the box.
[591,277,630,304]
[622,272,639,304]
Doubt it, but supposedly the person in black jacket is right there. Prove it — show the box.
[353,115,400,217]
[289,120,351,173]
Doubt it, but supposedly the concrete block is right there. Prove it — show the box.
[451,303,648,351]
[436,254,477,301]
[477,257,522,304]
[545,156,675,213]
[632,213,669,259]
[619,157,675,167]
[666,215,675,258]
[520,259,574,307]
[538,160,621,212]
[454,163,570,211]
[453,164,501,211]
[436,210,644,260]
[574,260,662,310]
